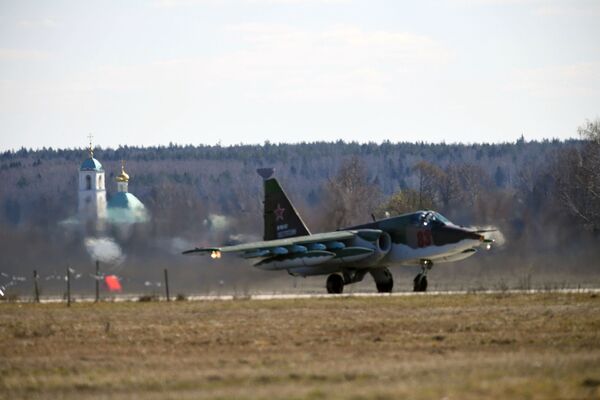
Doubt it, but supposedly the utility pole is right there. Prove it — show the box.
[66,266,71,307]
[95,260,100,302]
[33,270,40,303]
[164,268,170,302]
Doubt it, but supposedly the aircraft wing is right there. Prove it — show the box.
[182,230,373,258]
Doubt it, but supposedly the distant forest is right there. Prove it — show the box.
[0,137,581,231]
[1,122,600,294]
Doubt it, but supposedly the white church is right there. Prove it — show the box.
[78,142,148,232]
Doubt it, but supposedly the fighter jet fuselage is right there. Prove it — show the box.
[184,169,494,293]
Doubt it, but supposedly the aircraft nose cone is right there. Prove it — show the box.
[432,226,484,245]
[466,230,484,241]
[460,228,484,241]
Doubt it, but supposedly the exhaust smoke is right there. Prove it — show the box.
[84,237,126,267]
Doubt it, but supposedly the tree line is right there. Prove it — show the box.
[0,120,598,289]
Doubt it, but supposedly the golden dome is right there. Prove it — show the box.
[116,160,129,182]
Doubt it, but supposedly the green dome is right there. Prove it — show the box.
[107,192,148,224]
[108,192,144,209]
[80,157,103,171]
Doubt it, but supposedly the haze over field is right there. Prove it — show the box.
[1,137,600,297]
[1,0,600,150]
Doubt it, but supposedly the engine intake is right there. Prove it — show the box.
[377,231,392,254]
[351,230,392,263]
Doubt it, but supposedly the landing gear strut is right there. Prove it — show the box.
[326,274,344,294]
[414,260,432,292]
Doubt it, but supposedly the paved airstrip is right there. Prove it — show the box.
[10,287,600,303]
[189,288,600,301]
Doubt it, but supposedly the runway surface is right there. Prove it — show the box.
[9,287,600,304]
[189,288,600,301]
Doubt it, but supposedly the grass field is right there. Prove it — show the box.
[1,293,600,399]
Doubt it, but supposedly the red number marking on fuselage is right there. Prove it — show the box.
[417,230,432,248]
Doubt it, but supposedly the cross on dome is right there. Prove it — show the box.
[87,133,94,158]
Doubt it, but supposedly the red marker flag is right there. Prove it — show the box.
[104,275,122,292]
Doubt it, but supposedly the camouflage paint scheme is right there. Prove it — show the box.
[184,170,493,293]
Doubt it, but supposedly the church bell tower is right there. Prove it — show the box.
[78,136,106,230]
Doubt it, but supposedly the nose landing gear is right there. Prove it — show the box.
[414,260,432,292]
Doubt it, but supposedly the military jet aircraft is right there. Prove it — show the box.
[184,168,494,293]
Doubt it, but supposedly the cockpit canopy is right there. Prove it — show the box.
[410,211,452,227]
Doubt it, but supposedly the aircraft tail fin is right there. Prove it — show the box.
[258,169,311,241]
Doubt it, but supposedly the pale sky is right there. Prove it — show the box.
[1,0,599,150]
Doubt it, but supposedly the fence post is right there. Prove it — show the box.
[95,260,100,303]
[66,266,71,307]
[164,268,170,302]
[33,270,40,303]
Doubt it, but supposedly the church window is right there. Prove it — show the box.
[86,175,92,190]
[98,175,102,188]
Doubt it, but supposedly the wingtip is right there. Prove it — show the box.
[182,248,209,255]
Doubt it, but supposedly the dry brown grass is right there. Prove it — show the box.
[1,293,599,399]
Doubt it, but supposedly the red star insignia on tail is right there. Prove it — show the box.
[274,204,285,221]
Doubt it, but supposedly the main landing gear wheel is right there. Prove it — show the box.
[326,274,344,294]
[413,273,428,292]
[369,267,394,293]
[376,268,393,293]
